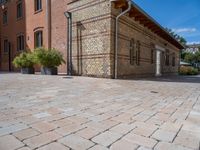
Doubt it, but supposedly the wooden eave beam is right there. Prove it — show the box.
[139,20,150,25]
[135,16,146,21]
[129,8,139,17]
[144,22,154,27]
[114,1,127,9]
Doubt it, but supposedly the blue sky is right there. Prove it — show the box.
[134,0,200,44]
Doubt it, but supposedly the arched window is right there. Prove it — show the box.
[34,30,43,48]
[172,53,176,67]
[165,49,170,66]
[35,0,42,12]
[150,43,155,64]
[136,40,140,66]
[151,49,154,64]
[130,38,135,65]
[17,34,25,51]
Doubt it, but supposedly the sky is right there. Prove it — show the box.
[134,0,200,44]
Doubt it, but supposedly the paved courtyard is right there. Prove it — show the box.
[0,73,200,150]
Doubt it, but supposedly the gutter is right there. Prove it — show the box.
[111,0,132,79]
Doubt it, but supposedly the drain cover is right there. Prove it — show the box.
[150,91,158,93]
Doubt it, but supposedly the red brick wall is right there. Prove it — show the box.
[0,0,68,73]
[0,0,26,71]
[51,0,68,73]
[25,0,48,50]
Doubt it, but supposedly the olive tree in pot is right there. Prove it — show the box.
[34,48,65,75]
[13,52,35,74]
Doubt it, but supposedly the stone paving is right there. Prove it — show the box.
[0,73,200,150]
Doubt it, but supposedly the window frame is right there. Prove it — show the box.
[151,49,154,64]
[165,50,170,66]
[3,39,9,53]
[130,38,135,65]
[17,34,25,51]
[136,40,141,66]
[3,9,8,25]
[16,1,23,19]
[34,30,43,48]
[34,0,42,12]
[172,53,176,67]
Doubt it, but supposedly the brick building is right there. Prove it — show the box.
[0,0,52,72]
[0,0,184,78]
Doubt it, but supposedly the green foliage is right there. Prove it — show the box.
[34,47,65,68]
[179,66,198,75]
[184,53,195,63]
[13,52,35,68]
[165,28,187,45]
[181,51,187,60]
[183,51,200,64]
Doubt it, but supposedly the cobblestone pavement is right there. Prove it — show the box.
[0,73,200,150]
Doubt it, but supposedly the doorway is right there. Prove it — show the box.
[155,45,165,76]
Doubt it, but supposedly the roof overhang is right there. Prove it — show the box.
[112,0,185,50]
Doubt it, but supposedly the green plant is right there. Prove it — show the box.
[13,52,35,68]
[34,47,65,68]
[179,66,198,75]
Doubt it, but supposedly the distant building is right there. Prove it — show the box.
[0,0,184,78]
[184,44,200,54]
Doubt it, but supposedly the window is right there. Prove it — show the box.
[17,35,24,51]
[136,41,140,65]
[172,53,175,67]
[34,30,43,48]
[17,1,23,19]
[151,49,154,64]
[4,39,9,53]
[0,0,8,5]
[130,38,135,65]
[35,0,42,12]
[165,50,170,66]
[3,10,7,24]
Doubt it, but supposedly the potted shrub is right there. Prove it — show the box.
[13,52,35,74]
[179,66,198,75]
[34,48,65,75]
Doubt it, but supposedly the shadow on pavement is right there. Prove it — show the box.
[131,75,200,84]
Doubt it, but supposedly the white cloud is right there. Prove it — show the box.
[172,28,197,33]
[187,41,200,45]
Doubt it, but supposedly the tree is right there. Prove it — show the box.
[165,28,187,45]
[184,53,195,64]
[195,51,200,63]
[183,51,200,66]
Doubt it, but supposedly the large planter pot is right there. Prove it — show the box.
[21,68,35,74]
[41,67,58,75]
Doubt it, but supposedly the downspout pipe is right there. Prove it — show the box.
[113,0,132,79]
[64,12,72,76]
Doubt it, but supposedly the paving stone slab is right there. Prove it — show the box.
[92,131,122,147]
[23,131,62,149]
[0,135,24,150]
[58,134,95,150]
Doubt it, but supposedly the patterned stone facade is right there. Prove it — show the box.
[68,0,181,78]
[67,0,112,78]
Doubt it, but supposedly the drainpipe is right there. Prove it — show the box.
[112,0,132,79]
[64,12,72,76]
